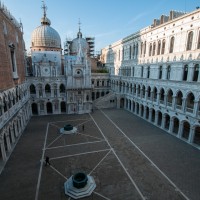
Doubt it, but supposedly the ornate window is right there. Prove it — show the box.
[186,31,193,50]
[149,43,152,56]
[3,21,7,35]
[159,66,162,79]
[141,66,144,78]
[169,36,175,53]
[193,64,199,81]
[167,65,171,80]
[144,42,146,57]
[157,40,161,55]
[30,84,36,94]
[133,45,135,58]
[45,84,51,93]
[198,31,200,49]
[140,42,143,56]
[161,39,165,54]
[152,42,156,56]
[183,65,188,81]
[135,43,138,57]
[9,43,18,79]
[129,46,132,59]
[147,66,150,78]
[60,84,65,93]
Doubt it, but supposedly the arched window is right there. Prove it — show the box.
[183,65,188,81]
[135,43,138,57]
[169,36,175,53]
[144,41,146,57]
[198,31,200,49]
[60,84,65,93]
[157,40,161,55]
[152,42,156,56]
[167,65,171,80]
[147,66,150,78]
[187,31,193,50]
[193,64,199,82]
[141,66,144,78]
[30,84,36,94]
[159,66,162,79]
[140,42,143,56]
[133,45,135,58]
[149,43,152,56]
[45,84,51,93]
[129,46,132,59]
[161,39,165,54]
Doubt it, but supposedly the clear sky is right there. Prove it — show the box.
[2,0,200,53]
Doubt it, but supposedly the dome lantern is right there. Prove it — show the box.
[31,1,61,51]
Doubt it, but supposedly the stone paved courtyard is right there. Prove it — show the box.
[0,109,200,200]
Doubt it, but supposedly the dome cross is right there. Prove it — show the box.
[41,0,47,17]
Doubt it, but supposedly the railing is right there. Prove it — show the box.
[160,100,164,104]
[186,107,193,113]
[167,102,172,107]
[0,96,29,129]
[176,105,182,110]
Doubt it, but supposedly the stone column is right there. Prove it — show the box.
[162,64,167,80]
[169,118,174,133]
[164,94,167,107]
[181,98,187,113]
[187,63,194,82]
[155,111,159,125]
[145,90,148,101]
[14,122,18,137]
[157,92,160,105]
[42,85,45,98]
[144,106,147,118]
[139,104,142,116]
[161,115,166,129]
[177,122,183,138]
[188,127,195,144]
[172,95,176,110]
[10,128,15,144]
[37,102,41,115]
[133,85,136,97]
[149,108,152,122]
[18,120,22,134]
[0,141,7,161]
[193,100,199,117]
[5,134,11,152]
[150,91,154,102]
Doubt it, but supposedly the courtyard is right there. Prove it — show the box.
[0,109,200,200]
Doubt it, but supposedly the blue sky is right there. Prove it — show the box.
[2,0,200,53]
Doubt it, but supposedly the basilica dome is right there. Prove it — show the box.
[70,31,89,55]
[31,16,61,50]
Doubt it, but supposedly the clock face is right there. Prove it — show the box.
[42,67,50,76]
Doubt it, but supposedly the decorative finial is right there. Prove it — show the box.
[41,0,47,17]
[78,18,81,32]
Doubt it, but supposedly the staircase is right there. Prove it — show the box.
[93,91,116,109]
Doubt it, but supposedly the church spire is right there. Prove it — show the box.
[77,18,82,38]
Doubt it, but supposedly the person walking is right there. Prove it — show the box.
[45,156,51,166]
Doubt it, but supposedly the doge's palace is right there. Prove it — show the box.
[101,9,200,149]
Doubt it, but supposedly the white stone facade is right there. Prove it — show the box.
[101,9,200,149]
[0,84,31,173]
